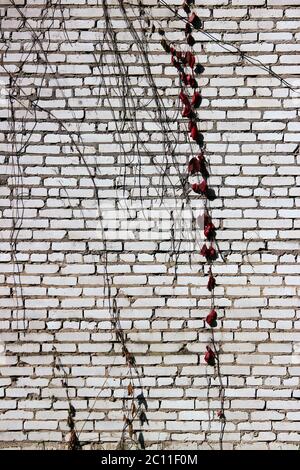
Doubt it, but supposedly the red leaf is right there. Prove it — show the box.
[176,50,183,60]
[185,51,196,69]
[179,90,190,106]
[190,123,199,141]
[200,244,208,257]
[191,91,202,108]
[208,245,216,259]
[181,72,189,86]
[188,152,209,178]
[204,222,215,240]
[206,309,217,327]
[192,180,208,195]
[204,346,215,366]
[199,180,208,194]
[201,243,216,261]
[188,156,201,175]
[187,74,198,88]
[182,104,192,118]
[189,13,202,29]
[207,274,216,292]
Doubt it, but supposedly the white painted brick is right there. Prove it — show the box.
[1,0,299,450]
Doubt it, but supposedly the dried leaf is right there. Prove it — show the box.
[160,39,170,53]
[128,422,133,439]
[138,432,145,450]
[69,404,76,417]
[116,438,126,450]
[68,430,81,451]
[139,411,149,426]
[126,353,136,366]
[137,393,148,411]
[67,415,75,430]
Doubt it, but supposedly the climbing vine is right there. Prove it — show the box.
[153,0,227,447]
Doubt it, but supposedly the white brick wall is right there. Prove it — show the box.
[0,0,299,450]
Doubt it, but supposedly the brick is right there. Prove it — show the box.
[1,0,299,450]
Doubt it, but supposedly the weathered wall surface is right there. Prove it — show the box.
[0,0,299,450]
